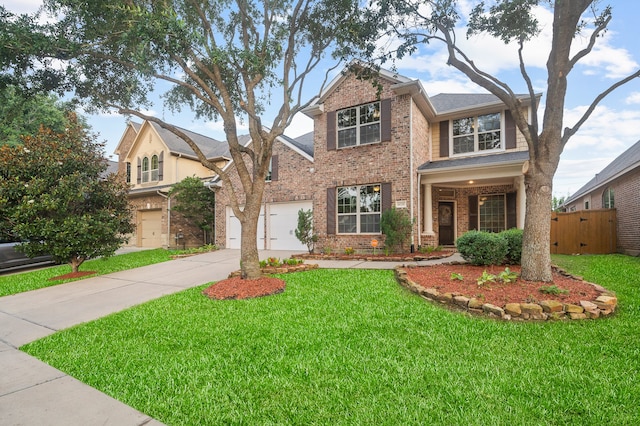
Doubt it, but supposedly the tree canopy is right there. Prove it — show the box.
[0,113,134,272]
[0,0,369,279]
[169,176,217,245]
[365,0,640,281]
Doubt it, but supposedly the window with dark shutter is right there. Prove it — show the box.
[137,158,141,184]
[505,110,516,149]
[327,111,336,151]
[380,99,392,142]
[270,155,278,181]
[468,195,478,231]
[440,121,449,158]
[158,151,164,181]
[382,182,392,212]
[506,192,517,229]
[327,187,336,235]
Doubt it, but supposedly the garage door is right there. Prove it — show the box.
[268,201,312,251]
[139,210,162,248]
[226,206,265,249]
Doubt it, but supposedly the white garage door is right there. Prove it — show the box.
[139,210,162,248]
[226,206,265,249]
[268,201,312,251]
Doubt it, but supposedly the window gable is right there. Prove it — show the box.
[451,112,503,156]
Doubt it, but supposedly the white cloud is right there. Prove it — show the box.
[562,105,640,152]
[625,92,640,104]
[3,0,42,14]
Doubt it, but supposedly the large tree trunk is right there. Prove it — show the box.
[521,167,554,282]
[239,210,261,279]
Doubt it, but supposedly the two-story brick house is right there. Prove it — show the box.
[115,120,231,248]
[300,65,537,252]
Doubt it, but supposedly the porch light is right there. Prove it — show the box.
[373,185,380,192]
[468,180,474,184]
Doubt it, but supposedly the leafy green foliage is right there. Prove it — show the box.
[498,267,519,284]
[476,270,497,287]
[380,207,413,254]
[501,228,523,264]
[450,272,464,281]
[295,208,317,254]
[456,230,509,266]
[539,285,569,295]
[0,113,133,272]
[168,176,216,244]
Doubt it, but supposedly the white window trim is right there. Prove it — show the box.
[336,101,381,149]
[337,184,382,234]
[141,157,150,183]
[450,111,505,157]
[477,193,507,233]
[150,154,159,182]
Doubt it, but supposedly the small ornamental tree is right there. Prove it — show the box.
[169,176,216,245]
[295,208,317,254]
[0,113,134,272]
[380,207,412,254]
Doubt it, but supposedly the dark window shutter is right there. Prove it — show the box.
[382,182,392,212]
[158,151,164,181]
[270,155,279,181]
[440,121,449,158]
[506,192,517,229]
[327,187,336,235]
[380,98,392,142]
[505,110,516,149]
[327,111,336,151]
[468,195,478,231]
[137,157,141,184]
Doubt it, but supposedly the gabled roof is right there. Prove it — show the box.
[279,131,314,160]
[565,139,640,204]
[147,122,231,160]
[430,93,541,118]
[418,150,529,173]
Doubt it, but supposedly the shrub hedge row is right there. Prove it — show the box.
[456,229,523,266]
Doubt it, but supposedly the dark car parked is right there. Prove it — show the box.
[0,240,54,273]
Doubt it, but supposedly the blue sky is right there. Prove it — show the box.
[5,0,640,198]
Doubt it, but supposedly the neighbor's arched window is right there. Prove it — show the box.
[602,187,615,208]
[141,157,150,183]
[151,155,159,181]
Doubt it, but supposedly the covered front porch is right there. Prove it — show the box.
[417,151,528,248]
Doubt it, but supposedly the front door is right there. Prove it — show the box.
[438,202,455,246]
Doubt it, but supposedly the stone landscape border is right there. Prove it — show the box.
[395,264,618,321]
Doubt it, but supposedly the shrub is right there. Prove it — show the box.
[500,228,523,265]
[295,209,318,253]
[381,207,413,254]
[456,230,508,266]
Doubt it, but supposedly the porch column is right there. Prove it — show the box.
[518,177,526,228]
[424,182,434,234]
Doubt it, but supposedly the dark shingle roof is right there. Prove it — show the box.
[148,122,231,159]
[280,131,314,157]
[418,150,529,171]
[565,139,640,204]
[430,93,535,115]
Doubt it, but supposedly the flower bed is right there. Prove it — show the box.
[395,263,617,321]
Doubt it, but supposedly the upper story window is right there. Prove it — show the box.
[337,102,381,148]
[125,162,131,184]
[141,157,150,183]
[603,187,615,208]
[337,184,381,233]
[452,112,502,155]
[151,155,159,181]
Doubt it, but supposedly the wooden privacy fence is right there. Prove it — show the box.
[550,209,616,254]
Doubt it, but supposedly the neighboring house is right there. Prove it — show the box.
[213,131,316,251]
[116,64,539,253]
[114,121,231,248]
[300,65,537,252]
[562,139,640,256]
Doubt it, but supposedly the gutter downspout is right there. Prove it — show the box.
[409,97,415,252]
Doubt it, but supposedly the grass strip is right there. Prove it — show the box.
[22,256,640,425]
[0,249,174,296]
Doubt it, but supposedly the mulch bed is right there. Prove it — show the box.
[49,271,97,281]
[404,264,601,307]
[202,276,286,300]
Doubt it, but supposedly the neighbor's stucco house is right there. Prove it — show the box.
[114,121,231,249]
[563,139,640,256]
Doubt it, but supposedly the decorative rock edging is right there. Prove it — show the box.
[228,263,319,278]
[394,265,617,321]
[292,251,453,262]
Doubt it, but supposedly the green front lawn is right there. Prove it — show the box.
[22,255,640,425]
[0,249,176,297]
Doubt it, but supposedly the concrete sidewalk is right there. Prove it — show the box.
[0,249,461,425]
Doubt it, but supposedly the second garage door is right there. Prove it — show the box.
[268,201,312,251]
